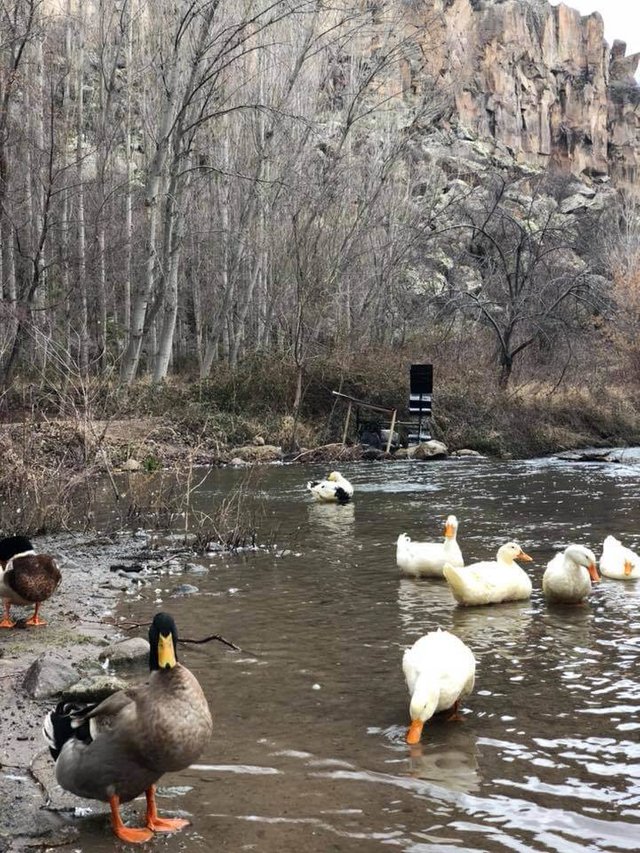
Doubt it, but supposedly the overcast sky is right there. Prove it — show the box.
[549,1,640,56]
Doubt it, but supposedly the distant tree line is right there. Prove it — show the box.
[0,0,634,403]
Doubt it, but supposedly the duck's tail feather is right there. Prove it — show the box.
[443,562,466,599]
[42,701,97,760]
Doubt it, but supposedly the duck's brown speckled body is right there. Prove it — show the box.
[44,613,213,844]
[0,535,61,627]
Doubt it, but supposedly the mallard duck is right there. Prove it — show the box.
[306,471,353,504]
[402,629,476,744]
[542,544,599,604]
[43,612,213,844]
[600,535,640,580]
[443,542,533,606]
[0,535,61,628]
[396,515,463,577]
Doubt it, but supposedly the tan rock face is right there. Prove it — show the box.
[393,0,640,188]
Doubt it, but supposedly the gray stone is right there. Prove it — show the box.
[170,583,199,597]
[185,562,209,575]
[22,652,80,699]
[412,440,449,460]
[98,637,150,664]
[452,448,485,457]
[121,458,142,472]
[63,674,129,702]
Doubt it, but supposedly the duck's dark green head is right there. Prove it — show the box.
[149,612,179,671]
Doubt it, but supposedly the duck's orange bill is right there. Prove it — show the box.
[588,563,600,583]
[518,550,533,562]
[406,719,424,745]
[624,561,633,577]
[444,523,455,538]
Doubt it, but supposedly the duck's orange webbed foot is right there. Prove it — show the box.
[145,785,190,833]
[109,794,153,844]
[447,701,463,722]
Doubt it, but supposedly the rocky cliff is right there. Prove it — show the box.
[397,0,640,188]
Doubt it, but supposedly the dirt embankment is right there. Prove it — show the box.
[0,532,171,852]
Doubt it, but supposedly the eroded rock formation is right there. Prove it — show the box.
[397,0,640,188]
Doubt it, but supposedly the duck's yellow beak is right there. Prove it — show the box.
[588,563,600,583]
[517,549,533,562]
[443,522,455,538]
[158,633,177,669]
[406,719,424,744]
[624,560,633,577]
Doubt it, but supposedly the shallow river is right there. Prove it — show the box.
[81,458,639,852]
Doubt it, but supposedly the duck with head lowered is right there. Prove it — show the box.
[397,515,464,578]
[43,612,213,844]
[443,541,533,606]
[307,471,353,504]
[0,535,61,628]
[402,629,476,744]
[542,544,599,604]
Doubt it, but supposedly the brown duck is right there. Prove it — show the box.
[43,612,213,844]
[0,535,61,628]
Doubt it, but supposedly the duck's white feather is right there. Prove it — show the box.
[542,544,598,604]
[600,535,640,580]
[402,630,475,743]
[397,516,463,578]
[306,471,353,504]
[443,542,532,606]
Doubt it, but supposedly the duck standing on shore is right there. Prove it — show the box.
[43,612,213,844]
[0,535,61,628]
[307,471,354,504]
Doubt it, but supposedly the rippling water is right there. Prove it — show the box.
[79,459,640,852]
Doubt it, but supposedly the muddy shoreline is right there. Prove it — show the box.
[0,532,192,852]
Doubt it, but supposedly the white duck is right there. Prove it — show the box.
[306,471,353,504]
[396,516,464,578]
[600,535,640,580]
[443,542,533,606]
[542,544,599,604]
[403,629,476,744]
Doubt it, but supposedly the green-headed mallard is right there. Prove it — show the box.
[43,612,213,844]
[0,535,61,628]
[306,471,353,504]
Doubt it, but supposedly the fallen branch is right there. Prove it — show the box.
[180,633,256,656]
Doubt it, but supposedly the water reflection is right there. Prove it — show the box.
[397,577,455,637]
[103,458,640,853]
[451,600,534,657]
[307,501,355,539]
[407,727,481,794]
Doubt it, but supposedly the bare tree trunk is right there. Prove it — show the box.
[76,0,88,375]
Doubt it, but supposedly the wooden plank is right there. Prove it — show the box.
[341,400,352,445]
[331,390,395,415]
[386,409,397,453]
